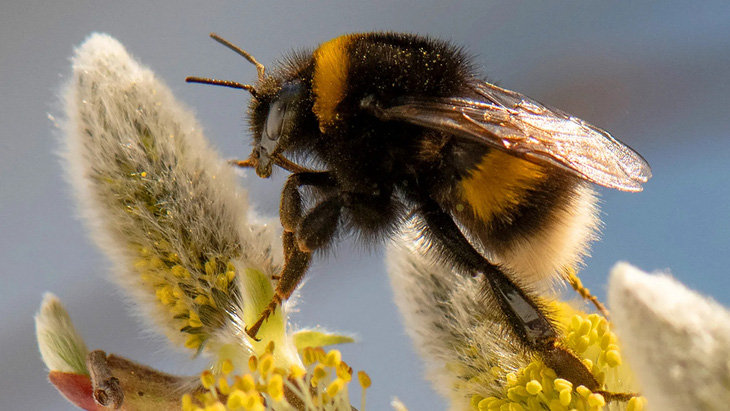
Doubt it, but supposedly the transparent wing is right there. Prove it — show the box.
[368,81,652,191]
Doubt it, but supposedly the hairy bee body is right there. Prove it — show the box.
[188,31,649,394]
[250,33,597,286]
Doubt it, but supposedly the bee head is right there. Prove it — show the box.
[186,34,318,178]
[251,81,308,178]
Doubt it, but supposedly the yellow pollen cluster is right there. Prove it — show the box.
[470,312,646,411]
[132,243,236,352]
[564,314,624,387]
[182,347,372,411]
[99,146,243,355]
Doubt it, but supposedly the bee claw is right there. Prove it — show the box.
[244,298,282,341]
[244,324,263,342]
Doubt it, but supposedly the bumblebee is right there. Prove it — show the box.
[188,32,650,396]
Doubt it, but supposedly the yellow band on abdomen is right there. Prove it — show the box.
[459,150,547,224]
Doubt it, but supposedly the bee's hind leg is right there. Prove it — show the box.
[416,194,601,392]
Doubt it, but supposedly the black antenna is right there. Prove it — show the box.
[209,33,265,81]
[185,77,259,99]
[185,33,266,99]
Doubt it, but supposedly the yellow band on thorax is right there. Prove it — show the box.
[312,34,357,129]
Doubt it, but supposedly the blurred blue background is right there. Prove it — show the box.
[2,1,729,409]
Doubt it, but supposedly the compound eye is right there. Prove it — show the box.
[262,81,305,143]
[264,99,286,141]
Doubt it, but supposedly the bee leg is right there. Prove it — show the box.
[296,196,343,252]
[563,266,610,318]
[229,148,260,169]
[417,196,600,391]
[229,158,256,168]
[295,187,396,252]
[245,172,336,340]
[280,172,337,232]
[245,231,311,340]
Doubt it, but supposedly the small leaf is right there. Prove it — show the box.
[293,329,355,351]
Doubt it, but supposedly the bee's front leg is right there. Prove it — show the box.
[245,171,336,340]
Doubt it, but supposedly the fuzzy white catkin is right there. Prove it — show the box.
[60,33,298,366]
[386,219,532,411]
[609,263,730,411]
[35,293,89,375]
